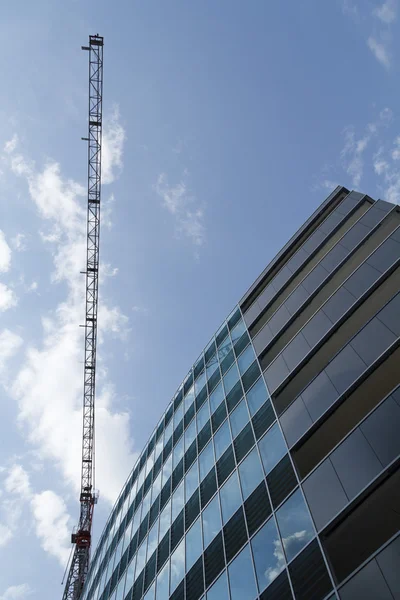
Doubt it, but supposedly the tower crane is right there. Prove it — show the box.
[62,34,103,600]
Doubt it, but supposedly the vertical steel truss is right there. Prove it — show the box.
[62,34,103,600]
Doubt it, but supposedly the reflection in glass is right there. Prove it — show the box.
[143,582,155,600]
[251,517,284,592]
[174,401,183,427]
[185,418,197,450]
[258,422,287,475]
[185,460,199,500]
[246,377,268,416]
[173,435,184,467]
[146,521,158,560]
[151,471,162,502]
[141,489,151,520]
[207,570,229,600]
[123,555,136,598]
[184,384,195,412]
[276,489,314,562]
[218,336,232,362]
[197,401,210,431]
[172,480,185,521]
[135,540,147,577]
[162,454,172,484]
[239,447,264,500]
[158,500,171,541]
[156,560,169,600]
[206,355,219,380]
[210,382,224,414]
[170,538,185,594]
[114,576,125,600]
[228,544,258,600]
[220,472,242,524]
[214,420,231,460]
[238,345,256,375]
[202,494,222,548]
[195,370,207,396]
[186,517,202,570]
[164,417,173,443]
[230,399,249,438]
[231,319,247,343]
[199,441,215,481]
[223,363,240,395]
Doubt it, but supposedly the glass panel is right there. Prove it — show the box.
[220,472,242,524]
[258,422,287,475]
[325,345,366,395]
[125,556,136,599]
[223,363,240,395]
[238,345,256,375]
[152,470,162,502]
[147,520,159,559]
[172,480,185,521]
[230,398,250,438]
[264,355,290,393]
[186,517,203,570]
[142,489,151,519]
[202,494,222,548]
[143,582,155,600]
[239,447,264,500]
[174,402,183,427]
[228,544,258,600]
[251,517,285,591]
[173,436,184,467]
[185,460,199,500]
[158,500,171,541]
[246,377,268,416]
[184,384,195,412]
[218,336,232,362]
[197,401,210,431]
[280,397,313,447]
[162,454,173,485]
[185,418,197,450]
[170,538,185,594]
[195,371,207,396]
[164,418,173,443]
[276,489,314,562]
[231,319,247,343]
[136,540,147,576]
[301,370,338,422]
[206,570,229,600]
[199,442,215,481]
[156,558,169,600]
[206,355,219,380]
[210,382,224,414]
[302,459,347,531]
[214,420,231,460]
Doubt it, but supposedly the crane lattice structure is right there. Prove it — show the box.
[62,33,103,600]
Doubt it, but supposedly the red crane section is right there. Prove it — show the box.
[62,34,103,600]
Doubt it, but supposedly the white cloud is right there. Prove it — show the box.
[4,465,31,498]
[0,523,13,548]
[373,139,400,204]
[11,234,26,252]
[3,135,19,155]
[0,231,11,273]
[0,584,31,600]
[367,37,391,69]
[374,0,397,24]
[31,491,71,567]
[154,173,206,247]
[0,284,17,312]
[102,106,125,185]
[0,329,22,375]
[3,136,137,508]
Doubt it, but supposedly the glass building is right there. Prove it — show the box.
[81,186,400,600]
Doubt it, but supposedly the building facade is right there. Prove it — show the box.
[81,186,400,600]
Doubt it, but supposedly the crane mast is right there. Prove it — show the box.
[62,34,103,600]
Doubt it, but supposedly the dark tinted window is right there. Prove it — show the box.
[281,333,310,371]
[285,284,310,316]
[264,356,290,394]
[325,345,366,395]
[301,371,338,421]
[322,286,355,323]
[303,459,348,530]
[344,262,381,298]
[280,397,312,447]
[302,264,329,295]
[350,317,396,366]
[360,396,400,466]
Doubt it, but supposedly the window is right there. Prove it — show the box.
[173,436,184,468]
[325,345,366,395]
[231,319,247,343]
[199,442,215,481]
[214,420,231,460]
[185,460,199,500]
[156,558,169,600]
[251,517,285,592]
[276,489,314,562]
[230,399,250,438]
[206,570,229,600]
[246,378,268,416]
[258,422,287,475]
[186,518,203,571]
[172,481,185,521]
[210,383,224,415]
[185,418,197,450]
[143,582,155,600]
[170,538,185,594]
[238,345,256,375]
[184,384,195,412]
[174,402,184,427]
[220,472,242,524]
[202,494,222,548]
[239,447,264,500]
[136,540,147,576]
[228,544,258,600]
[146,521,159,560]
[197,402,210,433]
[195,371,207,397]
[223,363,240,396]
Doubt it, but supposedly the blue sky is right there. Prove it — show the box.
[0,1,400,599]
